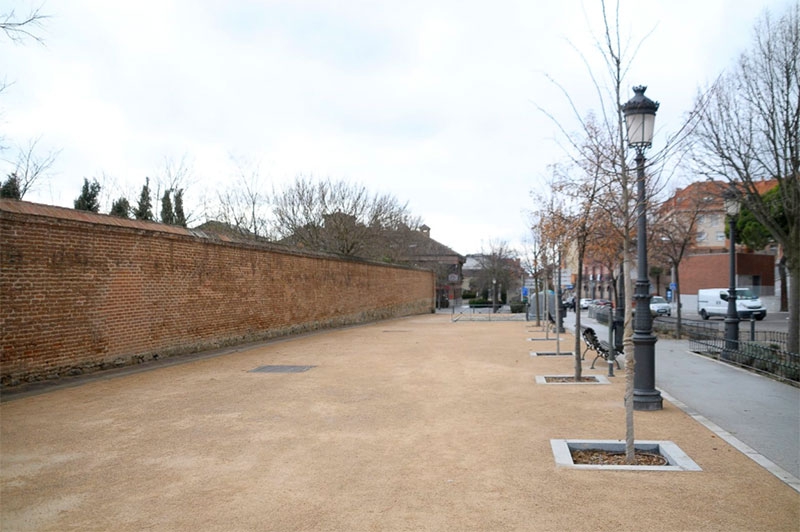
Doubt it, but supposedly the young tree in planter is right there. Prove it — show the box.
[534,0,696,462]
[546,118,612,381]
[522,214,549,327]
[74,178,101,212]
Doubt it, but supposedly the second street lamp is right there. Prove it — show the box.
[724,186,740,356]
[621,85,663,411]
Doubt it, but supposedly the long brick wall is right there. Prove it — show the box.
[0,200,434,387]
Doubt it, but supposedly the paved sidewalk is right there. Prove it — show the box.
[2,315,798,531]
[565,312,800,486]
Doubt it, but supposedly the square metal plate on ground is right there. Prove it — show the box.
[249,365,315,373]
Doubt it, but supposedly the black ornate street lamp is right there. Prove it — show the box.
[724,186,740,355]
[622,86,663,411]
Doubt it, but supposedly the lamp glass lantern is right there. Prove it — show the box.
[724,189,740,218]
[622,86,659,149]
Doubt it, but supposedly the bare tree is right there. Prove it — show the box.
[1,137,59,199]
[0,7,50,168]
[474,240,518,312]
[215,157,270,238]
[690,3,800,355]
[548,140,609,379]
[1,5,48,44]
[155,155,195,225]
[522,214,549,327]
[532,0,698,462]
[651,183,718,337]
[271,175,420,260]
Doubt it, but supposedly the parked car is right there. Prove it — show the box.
[579,298,592,309]
[697,288,766,320]
[649,295,671,317]
[592,299,612,307]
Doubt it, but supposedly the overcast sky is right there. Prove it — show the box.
[1,0,791,255]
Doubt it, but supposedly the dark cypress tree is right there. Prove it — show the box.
[133,177,154,221]
[109,197,131,218]
[174,188,186,227]
[0,173,22,199]
[74,178,101,212]
[161,188,175,225]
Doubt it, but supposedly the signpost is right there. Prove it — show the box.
[560,269,572,288]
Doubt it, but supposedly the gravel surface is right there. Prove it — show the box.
[2,315,798,531]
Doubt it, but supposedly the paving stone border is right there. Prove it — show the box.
[550,439,702,471]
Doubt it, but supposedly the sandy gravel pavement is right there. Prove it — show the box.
[2,314,798,531]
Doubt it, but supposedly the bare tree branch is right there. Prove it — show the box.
[1,5,48,45]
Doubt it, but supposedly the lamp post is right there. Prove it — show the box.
[492,278,497,313]
[622,85,662,411]
[724,187,740,356]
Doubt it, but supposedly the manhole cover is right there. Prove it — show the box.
[249,365,315,373]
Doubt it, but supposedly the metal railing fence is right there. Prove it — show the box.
[450,303,528,322]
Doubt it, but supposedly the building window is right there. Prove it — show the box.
[696,231,707,242]
[716,231,726,241]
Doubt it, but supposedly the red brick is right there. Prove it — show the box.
[1,201,434,386]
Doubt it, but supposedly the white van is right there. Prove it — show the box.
[697,288,767,321]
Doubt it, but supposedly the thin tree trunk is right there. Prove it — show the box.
[788,259,799,356]
[574,259,583,380]
[675,266,682,338]
[534,274,541,327]
[623,254,635,464]
[779,256,788,312]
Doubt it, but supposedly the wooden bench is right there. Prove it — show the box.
[581,327,622,369]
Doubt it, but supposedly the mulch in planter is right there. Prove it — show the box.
[544,376,599,383]
[571,449,668,466]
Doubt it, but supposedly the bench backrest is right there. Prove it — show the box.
[582,327,602,349]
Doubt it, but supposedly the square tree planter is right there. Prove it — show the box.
[551,439,702,471]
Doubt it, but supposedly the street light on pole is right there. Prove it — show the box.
[492,278,497,313]
[724,186,740,356]
[622,85,663,411]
